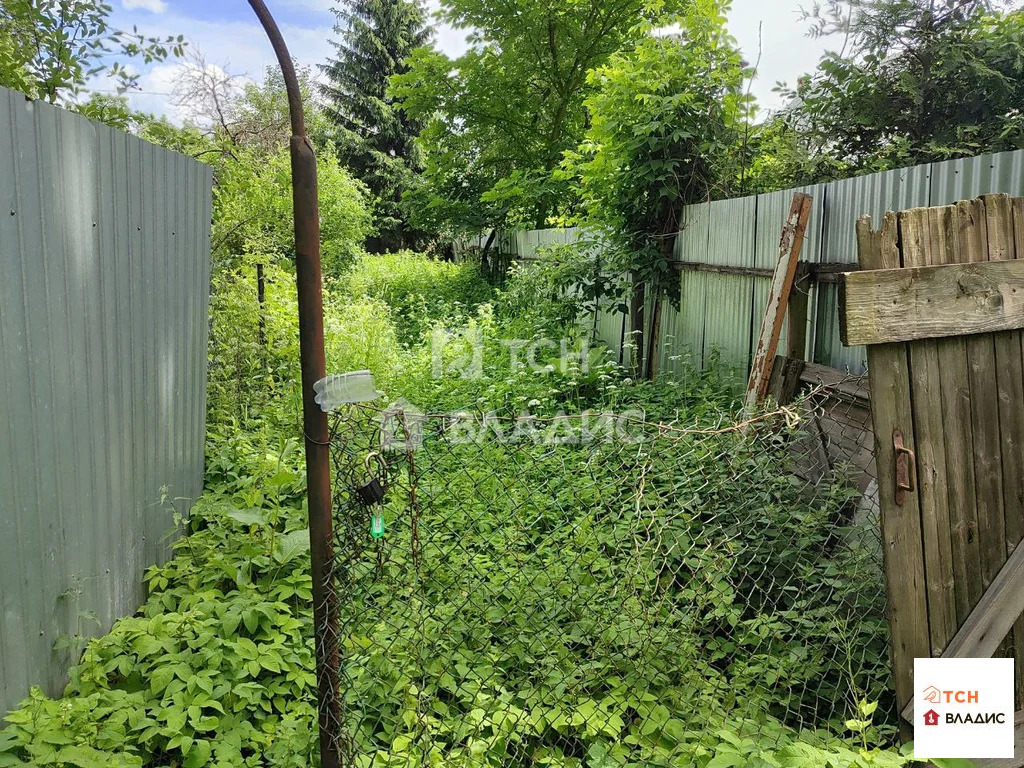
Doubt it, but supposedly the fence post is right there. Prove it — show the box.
[246,3,340,767]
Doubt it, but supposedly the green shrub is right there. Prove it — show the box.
[340,251,493,344]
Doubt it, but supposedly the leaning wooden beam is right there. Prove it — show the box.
[744,193,813,413]
[840,259,1024,346]
[901,541,1024,723]
[974,711,1024,768]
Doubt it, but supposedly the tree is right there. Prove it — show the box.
[391,0,693,238]
[565,0,750,372]
[320,0,432,252]
[781,0,1024,174]
[214,145,371,278]
[0,0,184,104]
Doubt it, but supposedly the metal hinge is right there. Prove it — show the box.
[893,430,915,506]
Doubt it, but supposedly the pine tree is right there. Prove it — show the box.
[320,0,432,252]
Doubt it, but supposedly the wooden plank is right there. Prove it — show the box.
[858,212,931,735]
[973,709,1024,768]
[839,259,1024,345]
[899,208,958,656]
[959,198,1008,598]
[985,194,1024,705]
[900,543,1024,723]
[925,205,982,635]
[786,277,810,360]
[942,539,1024,660]
[766,355,804,404]
[984,194,1024,676]
[1012,197,1024,707]
[797,360,870,402]
[744,193,812,413]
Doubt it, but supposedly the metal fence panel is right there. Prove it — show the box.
[666,203,712,370]
[473,148,1024,380]
[930,150,1024,205]
[0,87,212,715]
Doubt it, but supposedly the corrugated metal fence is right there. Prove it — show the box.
[472,149,1024,378]
[0,87,213,714]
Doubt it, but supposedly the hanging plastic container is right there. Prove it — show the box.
[313,371,380,412]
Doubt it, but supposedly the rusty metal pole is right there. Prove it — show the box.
[246,3,340,767]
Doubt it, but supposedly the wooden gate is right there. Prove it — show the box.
[841,193,1024,764]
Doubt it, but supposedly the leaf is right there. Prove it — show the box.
[273,529,310,564]
[149,665,175,696]
[55,746,110,768]
[242,608,260,634]
[706,754,744,768]
[183,740,212,768]
[225,508,269,527]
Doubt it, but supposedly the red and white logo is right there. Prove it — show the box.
[914,658,1013,760]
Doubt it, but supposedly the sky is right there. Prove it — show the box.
[100,0,838,123]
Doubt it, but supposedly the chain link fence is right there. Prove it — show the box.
[320,376,891,765]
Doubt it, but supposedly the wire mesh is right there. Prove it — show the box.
[323,377,891,766]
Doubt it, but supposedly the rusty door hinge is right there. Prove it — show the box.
[893,430,915,506]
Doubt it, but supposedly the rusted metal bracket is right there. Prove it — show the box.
[893,429,916,506]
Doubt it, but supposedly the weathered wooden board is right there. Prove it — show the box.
[900,541,1024,724]
[744,193,812,413]
[857,212,931,733]
[839,258,1024,345]
[900,207,958,655]
[1011,197,1024,705]
[973,710,1024,768]
[921,205,981,633]
[942,540,1024,661]
[855,196,1024,753]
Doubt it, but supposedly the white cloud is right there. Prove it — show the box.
[122,0,168,12]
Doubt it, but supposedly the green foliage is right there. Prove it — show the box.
[566,1,750,303]
[340,251,493,344]
[0,0,184,105]
[0,492,320,768]
[736,116,851,196]
[321,0,432,251]
[0,251,911,766]
[780,0,1024,176]
[206,262,403,438]
[391,0,694,235]
[214,144,371,278]
[330,318,900,766]
[495,239,622,336]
